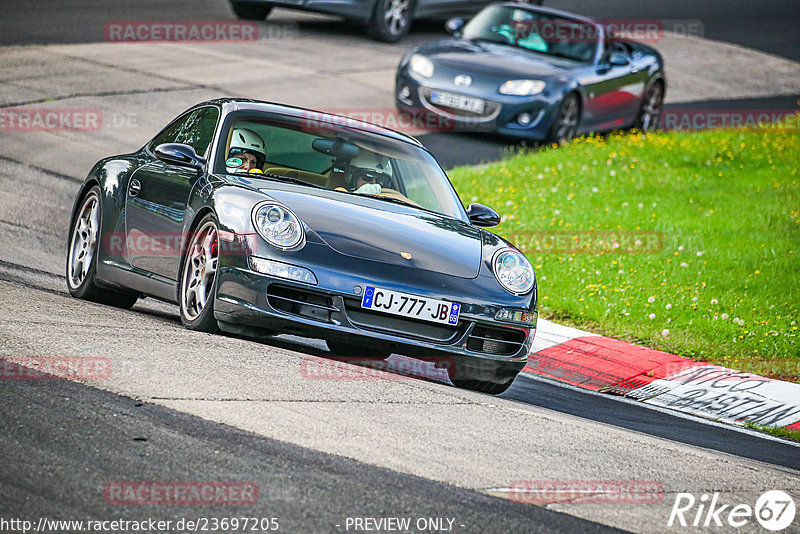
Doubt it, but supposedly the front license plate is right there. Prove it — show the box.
[431,90,485,114]
[361,286,460,326]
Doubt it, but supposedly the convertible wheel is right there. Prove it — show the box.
[66,186,138,308]
[179,214,221,333]
[369,0,413,42]
[326,339,391,360]
[636,82,664,132]
[545,93,580,145]
[230,1,272,20]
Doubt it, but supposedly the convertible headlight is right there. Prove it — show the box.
[409,54,434,78]
[499,80,546,96]
[252,203,304,250]
[493,249,535,295]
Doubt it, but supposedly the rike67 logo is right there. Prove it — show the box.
[668,490,796,531]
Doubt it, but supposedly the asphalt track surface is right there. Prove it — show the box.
[0,375,618,533]
[2,0,799,62]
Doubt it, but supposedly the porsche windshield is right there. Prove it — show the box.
[218,117,467,220]
[463,6,599,64]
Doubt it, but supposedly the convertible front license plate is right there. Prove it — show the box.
[361,286,460,326]
[431,90,485,114]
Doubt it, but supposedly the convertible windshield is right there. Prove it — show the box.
[217,116,466,220]
[463,6,599,64]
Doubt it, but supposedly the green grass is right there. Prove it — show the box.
[744,421,800,442]
[448,128,800,381]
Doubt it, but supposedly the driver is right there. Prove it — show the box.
[225,128,267,174]
[345,151,392,194]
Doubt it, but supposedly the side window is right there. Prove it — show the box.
[602,41,631,63]
[175,107,220,157]
[150,113,192,149]
[149,107,220,157]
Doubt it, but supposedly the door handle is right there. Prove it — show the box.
[129,179,141,197]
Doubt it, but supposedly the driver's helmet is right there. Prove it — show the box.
[347,151,392,189]
[226,128,266,173]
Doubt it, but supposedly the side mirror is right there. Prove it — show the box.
[466,203,501,228]
[445,18,464,37]
[608,53,630,67]
[154,143,206,172]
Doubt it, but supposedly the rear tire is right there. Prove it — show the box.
[179,214,221,333]
[368,0,413,42]
[230,1,272,20]
[66,186,139,309]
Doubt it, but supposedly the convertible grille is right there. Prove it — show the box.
[343,298,463,343]
[467,325,527,356]
[267,285,338,323]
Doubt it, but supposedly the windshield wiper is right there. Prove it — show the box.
[262,172,327,189]
[351,192,434,212]
[472,37,515,47]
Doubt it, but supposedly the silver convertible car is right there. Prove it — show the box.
[66,99,538,394]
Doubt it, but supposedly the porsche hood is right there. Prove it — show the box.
[263,189,483,279]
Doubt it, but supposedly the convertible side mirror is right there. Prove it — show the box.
[154,143,206,172]
[445,18,464,37]
[608,53,630,67]
[466,203,501,228]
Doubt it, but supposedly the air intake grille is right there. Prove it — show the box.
[467,325,527,356]
[267,285,337,323]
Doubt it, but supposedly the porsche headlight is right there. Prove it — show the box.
[493,249,534,295]
[410,54,434,78]
[499,80,546,96]
[252,203,304,250]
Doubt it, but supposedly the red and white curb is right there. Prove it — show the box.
[525,319,800,432]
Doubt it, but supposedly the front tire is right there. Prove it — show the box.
[544,92,580,145]
[66,186,138,308]
[179,214,221,333]
[447,361,517,395]
[636,81,664,132]
[230,1,272,20]
[368,0,413,42]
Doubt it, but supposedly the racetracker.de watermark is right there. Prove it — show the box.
[505,480,664,505]
[300,356,451,382]
[104,482,258,506]
[502,18,703,44]
[299,108,465,135]
[103,230,254,258]
[662,109,800,131]
[507,230,665,255]
[0,108,139,132]
[104,20,299,43]
[0,108,102,132]
[1,357,111,381]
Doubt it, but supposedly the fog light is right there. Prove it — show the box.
[495,308,537,326]
[517,112,533,126]
[249,256,317,285]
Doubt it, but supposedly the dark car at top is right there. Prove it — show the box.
[66,98,538,394]
[229,0,541,42]
[396,3,666,142]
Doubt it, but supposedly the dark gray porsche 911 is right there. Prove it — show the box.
[396,3,666,142]
[66,98,537,394]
